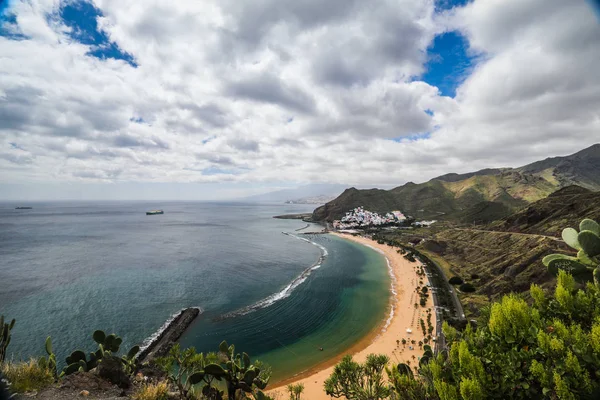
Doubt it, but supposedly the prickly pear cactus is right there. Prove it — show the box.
[60,330,138,377]
[0,316,15,364]
[215,340,271,397]
[543,218,600,286]
[43,336,58,379]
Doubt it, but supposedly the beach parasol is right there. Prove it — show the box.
[406,328,412,333]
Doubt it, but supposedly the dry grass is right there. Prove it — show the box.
[1,358,54,393]
[132,381,170,400]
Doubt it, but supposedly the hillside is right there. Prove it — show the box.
[517,143,600,190]
[312,143,600,222]
[376,186,600,318]
[311,187,401,221]
[491,185,600,236]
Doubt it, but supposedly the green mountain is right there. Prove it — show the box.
[312,143,600,222]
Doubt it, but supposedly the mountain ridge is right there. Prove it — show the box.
[313,143,600,222]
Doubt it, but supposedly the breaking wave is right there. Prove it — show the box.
[217,232,327,320]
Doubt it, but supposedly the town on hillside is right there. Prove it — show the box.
[332,206,437,231]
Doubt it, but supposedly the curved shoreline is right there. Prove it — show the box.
[267,233,437,399]
[267,240,394,388]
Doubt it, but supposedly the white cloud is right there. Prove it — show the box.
[0,0,599,199]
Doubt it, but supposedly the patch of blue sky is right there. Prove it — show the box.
[202,136,216,144]
[60,0,137,67]
[0,3,28,40]
[588,0,600,19]
[0,0,11,15]
[418,0,476,97]
[10,142,25,150]
[390,132,432,143]
[130,117,146,124]
[421,31,474,97]
[434,0,471,12]
[201,167,240,176]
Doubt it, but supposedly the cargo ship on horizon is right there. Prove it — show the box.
[146,209,164,215]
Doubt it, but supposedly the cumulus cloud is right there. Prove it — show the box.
[0,0,598,197]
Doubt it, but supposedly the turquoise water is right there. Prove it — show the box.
[0,202,390,381]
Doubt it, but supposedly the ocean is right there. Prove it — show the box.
[0,201,390,382]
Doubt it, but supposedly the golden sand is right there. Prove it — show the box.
[267,233,436,399]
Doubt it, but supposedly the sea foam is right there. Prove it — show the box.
[218,232,327,320]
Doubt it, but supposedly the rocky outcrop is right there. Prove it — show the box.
[137,308,200,363]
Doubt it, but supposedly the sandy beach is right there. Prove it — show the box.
[267,233,436,399]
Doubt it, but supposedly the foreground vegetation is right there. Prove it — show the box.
[0,324,277,399]
[324,268,600,399]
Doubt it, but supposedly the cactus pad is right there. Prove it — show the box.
[205,363,227,376]
[562,228,581,250]
[547,258,588,276]
[579,230,600,257]
[580,219,600,236]
[542,254,577,267]
[93,330,106,344]
[45,336,53,355]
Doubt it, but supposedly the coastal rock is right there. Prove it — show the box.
[137,308,200,363]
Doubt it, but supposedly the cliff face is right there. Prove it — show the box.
[313,144,600,222]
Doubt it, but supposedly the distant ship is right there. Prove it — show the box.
[15,207,33,209]
[146,210,164,215]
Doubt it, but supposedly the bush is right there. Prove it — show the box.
[470,274,480,280]
[1,358,54,393]
[419,298,426,307]
[132,381,169,400]
[448,276,464,285]
[459,282,476,293]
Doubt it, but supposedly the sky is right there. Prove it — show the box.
[0,0,599,200]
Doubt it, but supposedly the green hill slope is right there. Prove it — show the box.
[375,187,600,318]
[491,185,600,236]
[313,143,600,222]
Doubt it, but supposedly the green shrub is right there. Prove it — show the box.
[448,276,464,285]
[459,283,476,293]
[1,358,54,393]
[132,381,169,400]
